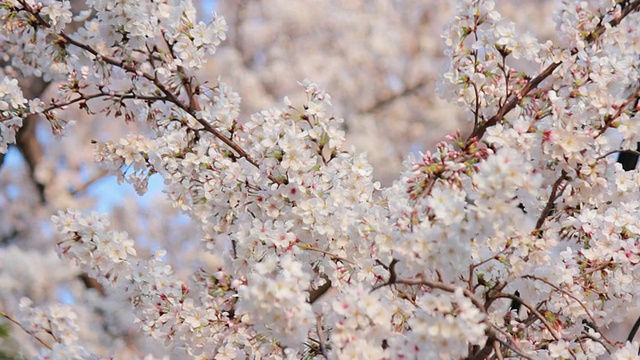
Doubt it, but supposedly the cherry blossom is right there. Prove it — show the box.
[3,0,640,359]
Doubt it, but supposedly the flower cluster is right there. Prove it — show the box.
[439,0,541,122]
[0,77,28,152]
[400,288,486,359]
[236,254,314,348]
[52,210,251,358]
[13,298,99,359]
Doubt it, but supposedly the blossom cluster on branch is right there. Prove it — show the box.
[2,0,640,359]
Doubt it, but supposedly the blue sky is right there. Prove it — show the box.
[200,0,217,20]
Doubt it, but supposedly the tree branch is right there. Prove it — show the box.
[495,292,560,341]
[15,0,285,186]
[466,0,640,144]
[358,80,428,114]
[534,170,569,230]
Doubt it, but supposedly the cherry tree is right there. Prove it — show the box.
[2,0,640,359]
[207,0,559,182]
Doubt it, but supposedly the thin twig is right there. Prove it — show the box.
[534,170,568,230]
[315,314,328,358]
[372,259,486,311]
[597,149,640,161]
[358,81,427,114]
[394,279,486,311]
[522,275,616,347]
[495,336,534,360]
[296,244,355,265]
[493,339,504,360]
[595,84,640,137]
[69,170,109,196]
[0,309,52,350]
[490,323,534,359]
[496,292,560,341]
[577,260,613,279]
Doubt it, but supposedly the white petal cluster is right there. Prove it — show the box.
[0,77,27,153]
[16,298,100,360]
[236,254,314,348]
[3,0,640,358]
[395,288,486,359]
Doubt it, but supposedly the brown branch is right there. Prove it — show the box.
[315,314,328,358]
[585,0,640,43]
[0,309,52,350]
[15,115,45,202]
[490,323,535,360]
[78,273,106,296]
[309,278,332,304]
[358,81,428,114]
[467,61,562,142]
[0,228,19,245]
[493,339,504,360]
[597,149,640,161]
[296,244,355,265]
[467,333,497,360]
[596,82,640,137]
[373,259,486,312]
[522,275,617,347]
[16,0,285,185]
[495,292,560,341]
[466,0,640,144]
[394,279,485,312]
[534,170,569,230]
[0,61,50,202]
[69,170,109,196]
[494,336,534,360]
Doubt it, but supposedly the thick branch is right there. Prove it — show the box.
[309,278,332,304]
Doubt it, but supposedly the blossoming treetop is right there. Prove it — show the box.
[2,0,640,358]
